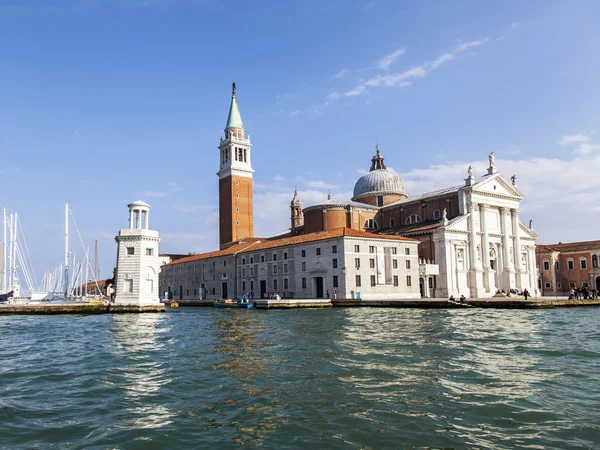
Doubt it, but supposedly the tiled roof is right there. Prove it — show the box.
[536,240,600,253]
[379,219,443,236]
[165,227,417,266]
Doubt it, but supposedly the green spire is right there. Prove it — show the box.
[225,82,244,130]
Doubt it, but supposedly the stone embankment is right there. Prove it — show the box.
[0,302,165,315]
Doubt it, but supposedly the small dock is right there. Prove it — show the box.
[0,302,165,315]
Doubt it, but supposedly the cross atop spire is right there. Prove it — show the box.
[370,143,386,171]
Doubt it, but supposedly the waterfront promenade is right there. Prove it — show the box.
[2,296,596,314]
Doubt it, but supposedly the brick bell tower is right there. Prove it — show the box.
[217,83,254,248]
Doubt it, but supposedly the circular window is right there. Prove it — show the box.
[236,208,239,213]
[236,221,240,226]
[236,193,239,199]
[235,180,239,185]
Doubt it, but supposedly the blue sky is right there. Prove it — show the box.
[1,0,600,284]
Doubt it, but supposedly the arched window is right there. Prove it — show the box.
[593,254,598,269]
[364,219,378,230]
[405,214,422,225]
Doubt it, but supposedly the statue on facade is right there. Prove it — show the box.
[468,165,473,178]
[442,208,447,221]
[529,219,534,230]
[511,174,517,186]
[489,152,495,167]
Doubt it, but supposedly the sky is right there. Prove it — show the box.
[1,0,600,287]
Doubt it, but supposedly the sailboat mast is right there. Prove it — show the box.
[64,202,69,298]
[2,208,6,292]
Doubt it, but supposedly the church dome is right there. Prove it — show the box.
[352,145,406,201]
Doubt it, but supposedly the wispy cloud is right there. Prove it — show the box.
[325,37,489,105]
[558,134,590,146]
[306,180,339,190]
[377,47,406,70]
[144,191,168,198]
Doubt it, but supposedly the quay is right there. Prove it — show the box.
[1,297,598,315]
[0,302,165,315]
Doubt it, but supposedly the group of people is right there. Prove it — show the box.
[570,288,598,300]
[326,289,338,300]
[495,288,531,300]
[448,294,468,304]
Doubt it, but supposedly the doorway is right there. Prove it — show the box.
[179,285,183,300]
[596,276,600,290]
[260,280,267,298]
[419,278,425,297]
[315,277,324,298]
[221,282,228,299]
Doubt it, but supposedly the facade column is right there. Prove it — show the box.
[144,210,149,230]
[501,207,515,289]
[480,204,493,292]
[512,208,522,288]
[469,203,481,269]
[129,210,134,229]
[468,202,484,297]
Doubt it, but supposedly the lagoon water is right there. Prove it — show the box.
[1,308,599,449]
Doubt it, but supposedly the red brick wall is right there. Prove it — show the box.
[219,175,253,248]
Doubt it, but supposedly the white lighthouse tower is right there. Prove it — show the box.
[114,201,162,305]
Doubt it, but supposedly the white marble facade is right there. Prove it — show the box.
[433,169,538,298]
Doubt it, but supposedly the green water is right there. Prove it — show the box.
[1,308,599,449]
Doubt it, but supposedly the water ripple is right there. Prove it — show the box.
[0,308,599,448]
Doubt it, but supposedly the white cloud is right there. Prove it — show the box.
[558,134,590,146]
[274,175,286,182]
[144,191,168,198]
[289,109,302,116]
[331,69,349,79]
[332,37,488,102]
[377,47,406,70]
[306,180,339,189]
[171,204,213,213]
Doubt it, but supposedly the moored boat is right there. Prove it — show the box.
[213,298,254,309]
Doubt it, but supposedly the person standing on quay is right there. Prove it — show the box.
[523,289,530,300]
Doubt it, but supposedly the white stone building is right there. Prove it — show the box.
[159,228,421,301]
[114,201,163,305]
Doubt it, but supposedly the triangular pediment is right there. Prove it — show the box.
[519,221,538,239]
[472,173,524,199]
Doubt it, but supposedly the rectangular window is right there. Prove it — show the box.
[302,250,306,257]
[273,266,278,274]
[581,259,587,270]
[555,261,560,271]
[242,281,246,291]
[370,275,376,286]
[406,275,412,286]
[186,289,189,296]
[406,260,410,269]
[194,288,197,296]
[393,259,398,269]
[392,247,397,255]
[316,248,321,256]
[390,218,396,227]
[583,281,589,288]
[145,248,153,256]
[242,268,246,277]
[242,258,246,265]
[250,280,254,291]
[273,253,277,261]
[370,258,375,268]
[568,260,574,270]
[354,245,360,253]
[543,261,550,271]
[393,275,399,286]
[250,268,254,276]
[355,258,361,268]
[126,279,133,292]
[284,263,288,273]
[273,279,278,290]
[544,282,551,289]
[284,278,289,290]
[333,275,338,288]
[369,246,375,253]
[250,257,254,264]
[127,247,134,255]
[302,277,307,289]
[261,255,265,262]
[433,210,441,220]
[212,261,216,268]
[332,245,337,254]
[284,252,288,260]
[333,259,338,269]
[223,260,227,266]
[405,248,410,255]
[355,275,361,287]
[569,282,576,288]
[302,262,306,271]
[557,282,561,289]
[212,287,216,295]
